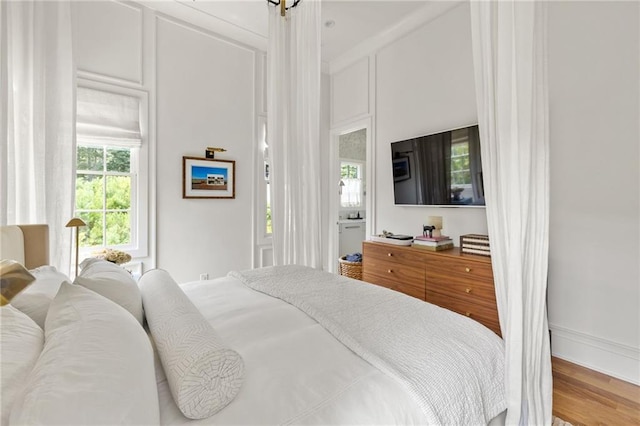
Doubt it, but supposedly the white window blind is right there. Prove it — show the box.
[76,87,142,148]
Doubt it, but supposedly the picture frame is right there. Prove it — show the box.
[392,157,411,182]
[182,156,235,199]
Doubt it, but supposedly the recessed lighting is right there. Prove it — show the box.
[324,20,335,28]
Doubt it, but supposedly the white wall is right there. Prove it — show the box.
[374,3,487,241]
[75,1,335,283]
[547,1,639,383]
[331,1,639,383]
[155,18,255,283]
[74,2,258,283]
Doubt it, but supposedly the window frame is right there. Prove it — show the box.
[256,115,272,244]
[75,79,149,259]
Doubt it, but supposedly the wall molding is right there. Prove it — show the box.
[76,1,144,85]
[550,323,640,385]
[143,0,267,52]
[329,1,464,75]
[155,13,259,56]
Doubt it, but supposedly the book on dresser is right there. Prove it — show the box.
[460,234,491,256]
[412,236,454,251]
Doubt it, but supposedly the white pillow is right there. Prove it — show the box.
[140,269,244,419]
[74,259,143,324]
[0,306,43,426]
[10,266,69,328]
[9,282,159,425]
[74,275,143,324]
[79,257,130,278]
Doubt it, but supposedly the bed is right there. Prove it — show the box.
[1,224,506,425]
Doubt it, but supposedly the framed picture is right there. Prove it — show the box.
[183,156,235,199]
[393,157,410,182]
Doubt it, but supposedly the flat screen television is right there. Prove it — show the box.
[391,124,485,207]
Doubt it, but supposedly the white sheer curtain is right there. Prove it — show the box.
[0,1,75,275]
[341,178,362,208]
[267,0,322,268]
[470,1,552,425]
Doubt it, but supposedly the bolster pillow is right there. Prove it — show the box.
[139,269,244,419]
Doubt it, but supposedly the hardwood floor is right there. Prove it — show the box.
[552,357,640,425]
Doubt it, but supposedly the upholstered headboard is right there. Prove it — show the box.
[0,225,49,269]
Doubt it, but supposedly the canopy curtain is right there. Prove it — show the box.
[0,1,75,276]
[267,0,322,268]
[470,1,552,424]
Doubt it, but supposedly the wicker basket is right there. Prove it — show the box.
[338,256,362,280]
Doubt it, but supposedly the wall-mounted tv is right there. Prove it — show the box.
[391,124,485,207]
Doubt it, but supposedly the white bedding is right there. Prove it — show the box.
[157,275,431,425]
[157,268,506,425]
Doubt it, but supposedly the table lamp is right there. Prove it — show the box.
[0,260,36,306]
[66,217,87,277]
[426,216,443,237]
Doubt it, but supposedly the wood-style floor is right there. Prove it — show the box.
[552,357,640,425]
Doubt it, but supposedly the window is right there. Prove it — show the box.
[75,146,135,246]
[340,161,363,208]
[258,116,272,238]
[74,84,148,258]
[450,141,471,186]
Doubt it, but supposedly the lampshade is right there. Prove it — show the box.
[0,260,36,306]
[66,217,86,228]
[426,216,443,230]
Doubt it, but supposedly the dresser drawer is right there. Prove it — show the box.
[426,269,497,307]
[362,272,425,300]
[426,256,493,281]
[362,258,425,300]
[426,290,501,335]
[363,242,425,267]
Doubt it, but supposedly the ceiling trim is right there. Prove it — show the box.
[140,0,268,52]
[329,1,464,75]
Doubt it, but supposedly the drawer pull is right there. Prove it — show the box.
[388,253,393,257]
[465,312,472,317]
[465,288,472,294]
[387,269,393,273]
[465,267,471,273]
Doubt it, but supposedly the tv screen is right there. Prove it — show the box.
[391,124,485,206]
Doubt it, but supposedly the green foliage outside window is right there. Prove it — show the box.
[75,146,132,248]
[341,164,359,179]
[451,142,471,185]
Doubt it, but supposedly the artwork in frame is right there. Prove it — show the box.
[392,157,410,182]
[183,156,235,199]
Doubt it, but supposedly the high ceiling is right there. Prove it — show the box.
[142,1,429,62]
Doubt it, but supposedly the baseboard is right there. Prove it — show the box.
[549,324,640,385]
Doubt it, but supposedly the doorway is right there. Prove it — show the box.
[328,118,374,274]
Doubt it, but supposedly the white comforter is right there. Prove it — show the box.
[156,267,505,425]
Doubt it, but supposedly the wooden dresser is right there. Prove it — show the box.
[362,241,501,336]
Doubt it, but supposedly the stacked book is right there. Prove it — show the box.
[370,235,413,246]
[460,234,491,256]
[412,235,454,251]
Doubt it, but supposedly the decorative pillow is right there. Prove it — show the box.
[9,282,159,425]
[78,257,133,281]
[10,266,69,328]
[73,274,144,324]
[140,269,244,419]
[0,306,44,426]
